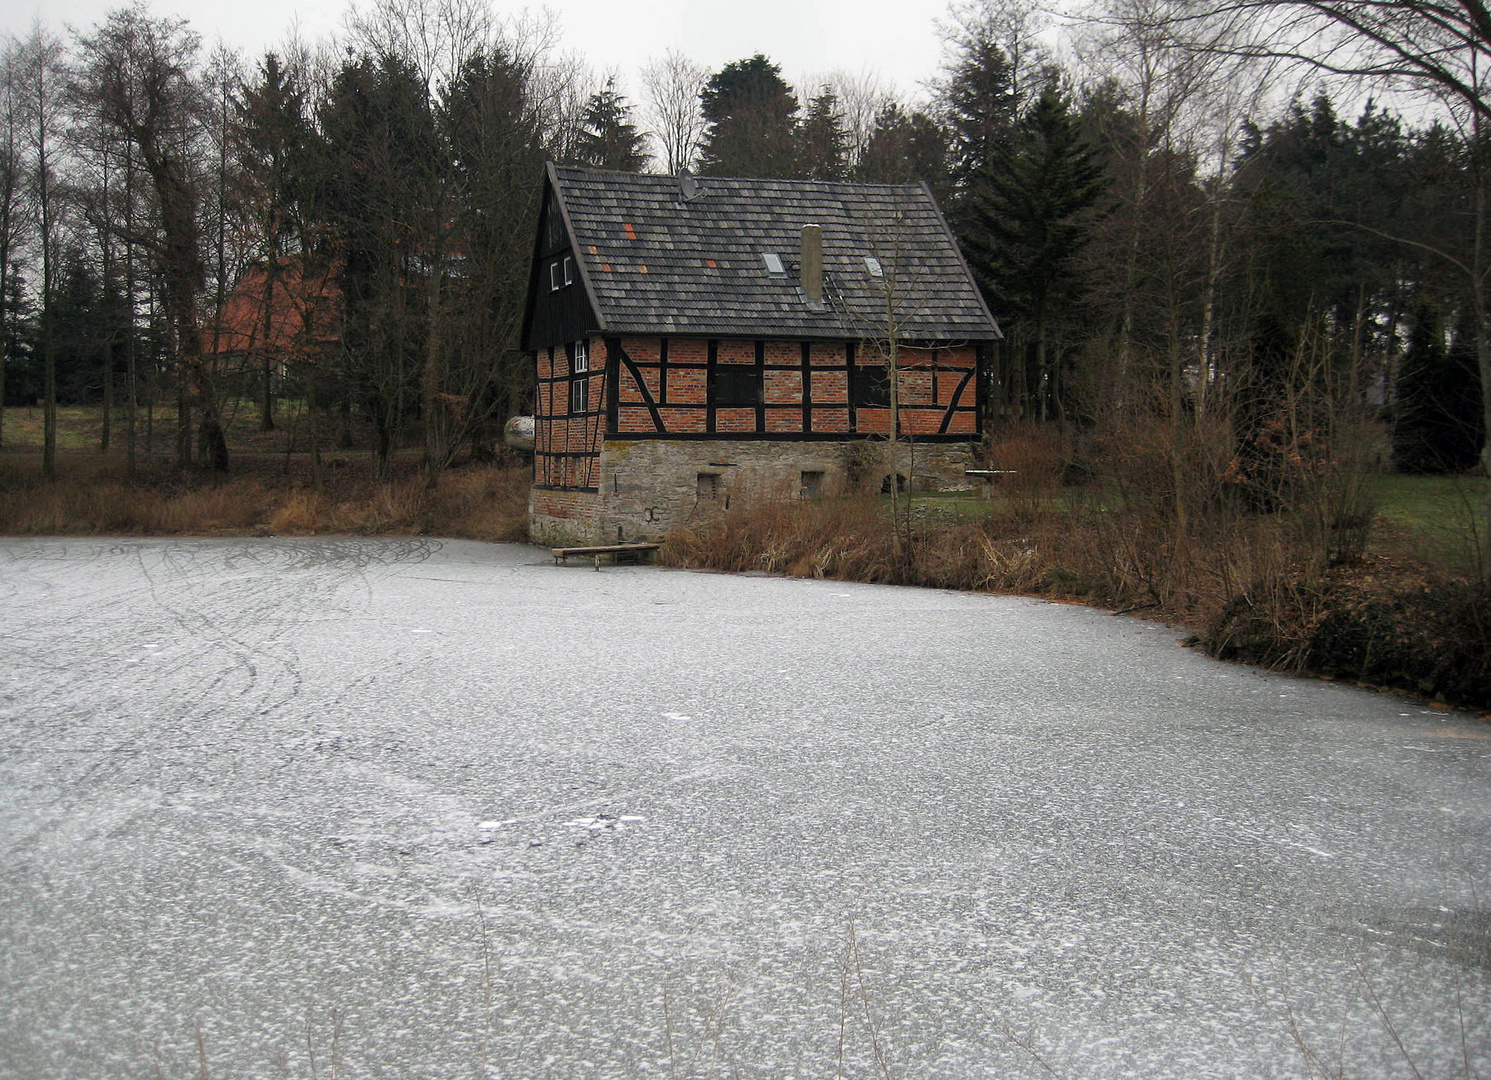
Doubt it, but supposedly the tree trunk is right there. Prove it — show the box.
[0,254,9,451]
[101,361,113,453]
[41,303,55,479]
[422,261,444,481]
[176,388,193,467]
[261,354,275,431]
[260,265,278,431]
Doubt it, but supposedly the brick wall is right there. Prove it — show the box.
[533,338,605,490]
[608,336,979,438]
[529,486,606,546]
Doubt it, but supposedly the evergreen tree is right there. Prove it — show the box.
[937,16,1019,199]
[440,47,548,421]
[798,88,847,180]
[319,51,440,470]
[237,51,322,431]
[239,53,318,255]
[855,103,948,196]
[1234,94,1413,350]
[963,87,1106,421]
[697,55,799,178]
[1394,305,1486,474]
[573,78,647,172]
[1,266,38,407]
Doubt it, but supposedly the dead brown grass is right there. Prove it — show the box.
[0,456,530,542]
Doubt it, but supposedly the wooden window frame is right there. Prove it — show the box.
[570,340,590,415]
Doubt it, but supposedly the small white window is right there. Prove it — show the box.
[762,252,785,276]
[864,256,883,277]
[570,340,589,415]
[563,255,575,286]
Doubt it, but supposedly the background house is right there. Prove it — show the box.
[203,258,341,384]
[523,164,1001,545]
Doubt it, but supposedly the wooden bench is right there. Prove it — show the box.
[550,543,661,566]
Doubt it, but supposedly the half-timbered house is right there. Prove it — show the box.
[523,164,1001,545]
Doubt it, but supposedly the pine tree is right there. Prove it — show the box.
[856,103,948,195]
[963,87,1106,421]
[238,51,321,431]
[319,51,440,471]
[1,266,38,407]
[698,55,799,178]
[1394,305,1486,474]
[573,78,647,172]
[798,88,847,180]
[938,18,1018,199]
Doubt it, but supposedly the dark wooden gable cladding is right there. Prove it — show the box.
[522,175,600,352]
[607,335,984,442]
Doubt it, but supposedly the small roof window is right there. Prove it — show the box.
[762,252,786,276]
[864,256,883,277]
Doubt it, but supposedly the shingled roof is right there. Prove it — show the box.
[546,164,1001,343]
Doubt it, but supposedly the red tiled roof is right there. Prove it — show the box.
[203,259,341,356]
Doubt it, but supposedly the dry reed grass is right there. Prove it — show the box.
[0,461,531,542]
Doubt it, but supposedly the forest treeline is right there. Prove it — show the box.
[0,0,1485,490]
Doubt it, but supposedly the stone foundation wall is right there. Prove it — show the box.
[592,438,978,543]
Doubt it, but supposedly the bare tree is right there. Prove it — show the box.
[202,43,249,368]
[1176,0,1491,115]
[71,71,150,474]
[0,36,33,451]
[70,102,124,454]
[73,8,218,469]
[640,49,706,173]
[346,0,492,96]
[17,25,67,478]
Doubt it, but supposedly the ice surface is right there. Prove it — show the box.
[1,537,1488,1079]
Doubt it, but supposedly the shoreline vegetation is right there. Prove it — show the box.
[2,412,1487,715]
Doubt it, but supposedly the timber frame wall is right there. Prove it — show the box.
[534,334,985,494]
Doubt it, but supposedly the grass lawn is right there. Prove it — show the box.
[1,401,397,466]
[1368,472,1489,574]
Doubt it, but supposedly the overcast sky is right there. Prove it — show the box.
[1,0,959,104]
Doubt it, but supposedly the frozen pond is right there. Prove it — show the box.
[1,536,1488,1078]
